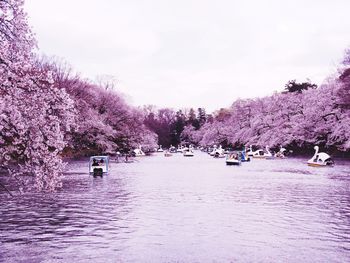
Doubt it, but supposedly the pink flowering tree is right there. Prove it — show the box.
[0,0,76,191]
[41,57,158,156]
[194,64,350,153]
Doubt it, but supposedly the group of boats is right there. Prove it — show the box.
[205,145,251,165]
[88,145,334,176]
[201,145,283,165]
[207,145,334,167]
[163,145,195,157]
[133,144,195,157]
[143,144,334,167]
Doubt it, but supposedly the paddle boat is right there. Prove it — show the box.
[213,145,226,158]
[226,152,241,165]
[177,145,185,153]
[252,146,273,159]
[214,152,226,158]
[307,146,334,167]
[209,145,218,156]
[240,148,251,162]
[133,145,145,157]
[274,146,287,158]
[89,156,109,177]
[247,145,254,157]
[169,145,177,153]
[157,145,164,152]
[183,147,194,157]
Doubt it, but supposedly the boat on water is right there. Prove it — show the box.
[240,148,251,162]
[169,146,177,153]
[133,145,145,157]
[274,146,287,158]
[214,152,226,158]
[226,152,241,165]
[89,156,109,176]
[177,146,185,153]
[213,145,226,158]
[307,146,334,167]
[183,147,194,157]
[247,145,254,157]
[209,145,217,156]
[157,145,164,152]
[252,146,273,159]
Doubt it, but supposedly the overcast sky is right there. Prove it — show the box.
[25,0,350,112]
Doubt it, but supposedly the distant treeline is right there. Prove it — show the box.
[144,59,350,156]
[143,107,209,148]
[179,65,350,155]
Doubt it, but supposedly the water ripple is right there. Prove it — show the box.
[1,153,350,262]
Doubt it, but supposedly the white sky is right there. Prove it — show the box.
[25,0,350,112]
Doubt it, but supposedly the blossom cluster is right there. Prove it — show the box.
[0,0,157,192]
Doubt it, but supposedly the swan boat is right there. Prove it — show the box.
[177,146,185,153]
[133,145,146,157]
[157,145,164,152]
[307,146,334,167]
[252,146,273,159]
[213,145,226,158]
[274,146,287,158]
[183,148,194,157]
[169,146,177,153]
[209,145,218,156]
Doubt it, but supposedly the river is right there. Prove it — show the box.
[1,152,350,262]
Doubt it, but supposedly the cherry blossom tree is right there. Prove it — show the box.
[0,0,76,191]
[189,62,350,153]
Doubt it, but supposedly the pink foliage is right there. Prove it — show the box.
[0,0,75,191]
[189,74,350,152]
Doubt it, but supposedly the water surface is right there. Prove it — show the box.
[1,152,350,262]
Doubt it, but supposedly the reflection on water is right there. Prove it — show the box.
[1,152,350,262]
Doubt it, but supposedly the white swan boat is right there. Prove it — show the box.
[133,145,145,157]
[177,146,185,153]
[252,146,273,159]
[213,145,226,158]
[274,146,287,158]
[157,145,164,152]
[183,148,194,157]
[307,146,334,167]
[209,145,218,156]
[169,146,177,153]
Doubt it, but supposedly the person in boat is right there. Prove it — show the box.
[229,153,238,159]
[92,158,99,166]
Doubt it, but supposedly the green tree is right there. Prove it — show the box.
[197,107,207,126]
[285,80,317,93]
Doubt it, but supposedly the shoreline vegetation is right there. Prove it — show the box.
[0,0,349,192]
